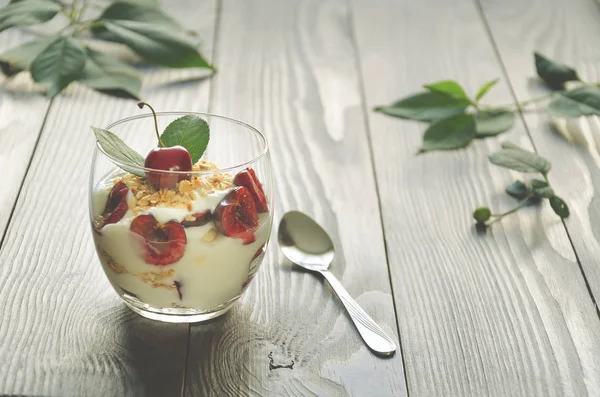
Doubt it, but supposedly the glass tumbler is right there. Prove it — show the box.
[89,112,273,323]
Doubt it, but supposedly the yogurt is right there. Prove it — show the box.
[91,168,270,311]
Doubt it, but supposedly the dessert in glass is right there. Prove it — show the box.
[89,103,273,323]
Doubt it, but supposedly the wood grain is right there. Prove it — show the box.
[0,28,52,245]
[184,0,407,396]
[0,1,216,395]
[350,0,600,395]
[478,0,600,312]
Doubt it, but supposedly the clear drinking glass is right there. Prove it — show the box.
[89,112,273,323]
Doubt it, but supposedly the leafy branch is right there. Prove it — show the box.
[374,52,597,152]
[0,0,214,98]
[473,142,569,228]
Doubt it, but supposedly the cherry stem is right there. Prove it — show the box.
[137,101,164,147]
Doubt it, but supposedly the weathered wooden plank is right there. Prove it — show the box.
[350,0,600,396]
[184,0,407,396]
[0,29,52,244]
[478,0,600,313]
[0,1,216,395]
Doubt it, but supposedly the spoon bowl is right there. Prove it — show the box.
[279,211,334,271]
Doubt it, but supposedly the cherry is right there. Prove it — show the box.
[130,214,187,265]
[233,168,268,213]
[144,145,192,189]
[95,181,129,230]
[214,187,259,244]
[138,102,193,190]
[181,210,212,228]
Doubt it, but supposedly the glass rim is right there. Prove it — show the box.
[96,111,269,175]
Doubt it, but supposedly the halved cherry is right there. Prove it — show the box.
[96,181,129,230]
[181,210,212,228]
[130,214,187,266]
[233,168,268,213]
[214,187,259,244]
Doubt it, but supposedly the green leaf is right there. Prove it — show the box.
[489,148,551,174]
[534,52,579,90]
[505,180,531,199]
[161,115,210,163]
[113,0,158,5]
[9,0,59,2]
[475,79,499,101]
[550,195,569,218]
[92,127,145,177]
[501,141,527,151]
[475,110,515,137]
[420,113,476,152]
[100,20,213,69]
[99,2,179,29]
[530,179,548,189]
[0,36,54,76]
[92,1,183,41]
[0,0,61,32]
[30,37,86,97]
[530,179,554,198]
[424,80,468,100]
[548,86,600,118]
[374,91,470,122]
[473,206,491,223]
[79,48,141,99]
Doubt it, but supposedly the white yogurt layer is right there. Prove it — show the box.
[92,172,271,311]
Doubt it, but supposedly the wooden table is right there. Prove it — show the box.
[2,0,600,395]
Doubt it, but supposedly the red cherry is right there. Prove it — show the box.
[96,181,129,230]
[214,187,259,244]
[233,168,268,213]
[144,145,192,190]
[181,210,212,228]
[130,214,187,265]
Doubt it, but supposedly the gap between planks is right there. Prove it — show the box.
[472,0,600,319]
[181,0,223,395]
[344,0,411,393]
[0,99,54,250]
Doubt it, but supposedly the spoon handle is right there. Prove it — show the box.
[320,270,397,356]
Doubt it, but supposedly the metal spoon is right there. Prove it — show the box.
[278,211,397,356]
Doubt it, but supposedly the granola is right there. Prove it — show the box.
[114,160,233,216]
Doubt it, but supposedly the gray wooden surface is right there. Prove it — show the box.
[0,0,599,396]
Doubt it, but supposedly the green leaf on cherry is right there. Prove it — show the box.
[92,127,146,177]
[161,115,210,163]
